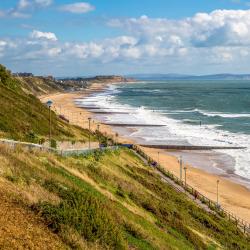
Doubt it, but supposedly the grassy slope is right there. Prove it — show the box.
[0,64,91,142]
[0,64,249,249]
[0,145,249,250]
[16,76,63,96]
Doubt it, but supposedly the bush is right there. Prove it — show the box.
[26,131,39,143]
[36,188,126,249]
[116,185,126,198]
[50,139,57,149]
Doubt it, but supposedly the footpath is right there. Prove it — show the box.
[0,138,249,235]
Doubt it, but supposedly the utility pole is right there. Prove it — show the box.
[88,117,91,149]
[179,156,183,181]
[217,180,220,208]
[97,124,100,147]
[184,166,187,190]
[46,100,53,146]
[115,132,118,145]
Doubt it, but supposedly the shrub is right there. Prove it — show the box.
[36,188,126,249]
[116,185,126,198]
[124,221,147,240]
[50,139,57,149]
[26,131,39,143]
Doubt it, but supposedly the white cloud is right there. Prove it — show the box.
[34,0,53,7]
[47,47,62,57]
[17,0,53,8]
[30,30,58,41]
[109,9,250,47]
[0,0,53,19]
[60,2,95,14]
[0,10,5,18]
[18,0,30,9]
[2,9,250,75]
[0,41,7,47]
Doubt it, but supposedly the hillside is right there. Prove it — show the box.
[16,75,63,96]
[56,75,135,91]
[0,145,249,249]
[0,64,249,249]
[0,64,91,142]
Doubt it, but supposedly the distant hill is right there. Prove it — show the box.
[16,75,63,96]
[129,73,250,81]
[56,75,135,89]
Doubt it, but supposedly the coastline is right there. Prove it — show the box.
[40,83,250,223]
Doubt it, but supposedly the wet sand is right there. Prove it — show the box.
[40,84,250,223]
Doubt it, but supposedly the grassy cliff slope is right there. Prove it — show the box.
[0,64,249,249]
[16,75,63,96]
[0,145,249,250]
[0,65,90,142]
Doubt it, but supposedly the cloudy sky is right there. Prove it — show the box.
[1,0,250,76]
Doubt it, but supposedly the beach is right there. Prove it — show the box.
[40,83,250,223]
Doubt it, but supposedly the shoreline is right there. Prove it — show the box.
[40,83,250,223]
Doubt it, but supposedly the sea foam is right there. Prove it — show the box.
[78,85,250,181]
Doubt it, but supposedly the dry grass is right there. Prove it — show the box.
[0,190,66,250]
[0,145,249,250]
[63,164,156,223]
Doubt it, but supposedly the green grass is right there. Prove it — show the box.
[0,64,93,142]
[0,145,249,250]
[36,186,126,249]
[1,64,249,249]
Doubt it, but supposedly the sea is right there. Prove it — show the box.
[77,80,250,187]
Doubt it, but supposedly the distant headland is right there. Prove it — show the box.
[128,73,250,81]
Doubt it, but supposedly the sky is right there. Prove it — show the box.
[1,0,250,76]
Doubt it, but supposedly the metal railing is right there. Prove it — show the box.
[0,139,118,157]
[1,138,249,234]
[132,145,250,235]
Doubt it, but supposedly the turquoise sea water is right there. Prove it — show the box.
[78,80,250,182]
[116,81,250,135]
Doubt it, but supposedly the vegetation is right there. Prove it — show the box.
[0,145,249,249]
[16,75,63,96]
[0,64,249,249]
[0,64,93,142]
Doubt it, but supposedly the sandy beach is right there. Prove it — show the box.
[40,83,250,223]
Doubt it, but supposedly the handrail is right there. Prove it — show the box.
[131,144,250,235]
[1,139,249,234]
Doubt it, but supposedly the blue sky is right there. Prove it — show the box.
[1,0,250,76]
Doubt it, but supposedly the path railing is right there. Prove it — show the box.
[1,138,249,234]
[0,139,117,157]
[132,144,250,235]
[0,139,57,153]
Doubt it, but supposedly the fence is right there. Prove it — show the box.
[1,138,249,234]
[0,139,57,153]
[132,144,250,235]
[0,139,118,157]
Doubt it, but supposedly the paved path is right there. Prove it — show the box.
[1,138,249,234]
[132,149,213,214]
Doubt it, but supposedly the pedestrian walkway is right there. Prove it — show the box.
[1,138,249,235]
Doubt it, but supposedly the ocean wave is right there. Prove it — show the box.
[193,109,250,118]
[76,86,250,180]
